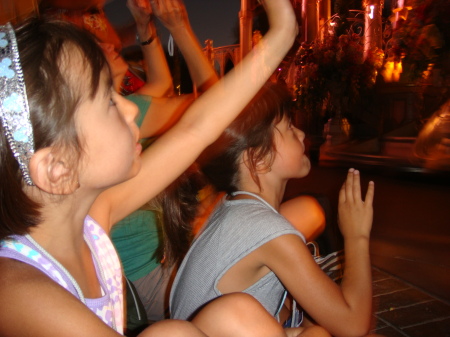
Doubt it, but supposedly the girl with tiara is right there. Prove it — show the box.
[0,0,303,335]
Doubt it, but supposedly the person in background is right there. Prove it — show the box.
[109,0,221,324]
[38,0,122,53]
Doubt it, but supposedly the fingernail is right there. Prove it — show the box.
[349,168,354,172]
[354,170,359,174]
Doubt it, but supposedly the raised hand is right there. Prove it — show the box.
[338,169,374,241]
[150,0,189,32]
[127,0,153,28]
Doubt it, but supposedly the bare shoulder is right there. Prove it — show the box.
[0,257,55,335]
[0,257,51,295]
[0,258,119,337]
[258,233,309,261]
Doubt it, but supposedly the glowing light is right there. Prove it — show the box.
[369,5,375,19]
[382,60,402,82]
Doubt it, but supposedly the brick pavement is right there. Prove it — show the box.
[369,267,450,337]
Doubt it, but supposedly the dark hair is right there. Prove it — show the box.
[161,82,293,266]
[199,82,292,193]
[157,165,207,267]
[0,17,108,240]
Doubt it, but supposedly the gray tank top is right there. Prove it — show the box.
[170,192,305,320]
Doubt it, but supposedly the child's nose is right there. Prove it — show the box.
[295,128,305,141]
[115,93,139,124]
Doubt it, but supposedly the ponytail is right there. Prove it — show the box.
[158,165,206,267]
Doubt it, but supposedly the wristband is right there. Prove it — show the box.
[140,35,156,46]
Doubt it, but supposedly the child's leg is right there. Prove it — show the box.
[285,325,331,337]
[280,195,326,242]
[138,319,207,337]
[191,293,286,337]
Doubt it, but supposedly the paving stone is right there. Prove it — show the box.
[377,301,450,329]
[372,267,392,282]
[370,325,410,337]
[373,278,411,297]
[401,317,450,337]
[373,288,435,313]
[371,315,388,330]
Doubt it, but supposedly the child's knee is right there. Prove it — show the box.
[194,293,285,337]
[280,195,326,241]
[145,319,204,337]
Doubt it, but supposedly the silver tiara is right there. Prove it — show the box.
[0,23,34,186]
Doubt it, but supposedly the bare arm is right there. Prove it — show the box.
[335,169,374,335]
[90,0,298,229]
[139,94,194,138]
[0,259,211,336]
[0,259,123,337]
[128,0,174,97]
[262,170,374,337]
[137,0,220,139]
[152,0,219,93]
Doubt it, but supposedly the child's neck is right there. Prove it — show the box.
[237,161,288,210]
[234,184,286,211]
[28,188,99,252]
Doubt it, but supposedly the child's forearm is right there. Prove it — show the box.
[339,237,372,334]
[152,0,218,94]
[326,170,374,337]
[139,36,174,97]
[131,0,174,97]
[169,24,218,93]
[175,0,297,145]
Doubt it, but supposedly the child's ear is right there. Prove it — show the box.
[29,147,79,195]
[242,150,271,174]
[256,159,272,174]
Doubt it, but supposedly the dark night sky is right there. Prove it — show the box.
[105,0,241,48]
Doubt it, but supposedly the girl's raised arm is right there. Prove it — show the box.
[152,0,219,94]
[90,0,298,228]
[128,0,174,97]
[137,0,220,139]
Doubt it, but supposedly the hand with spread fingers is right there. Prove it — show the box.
[338,169,375,241]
